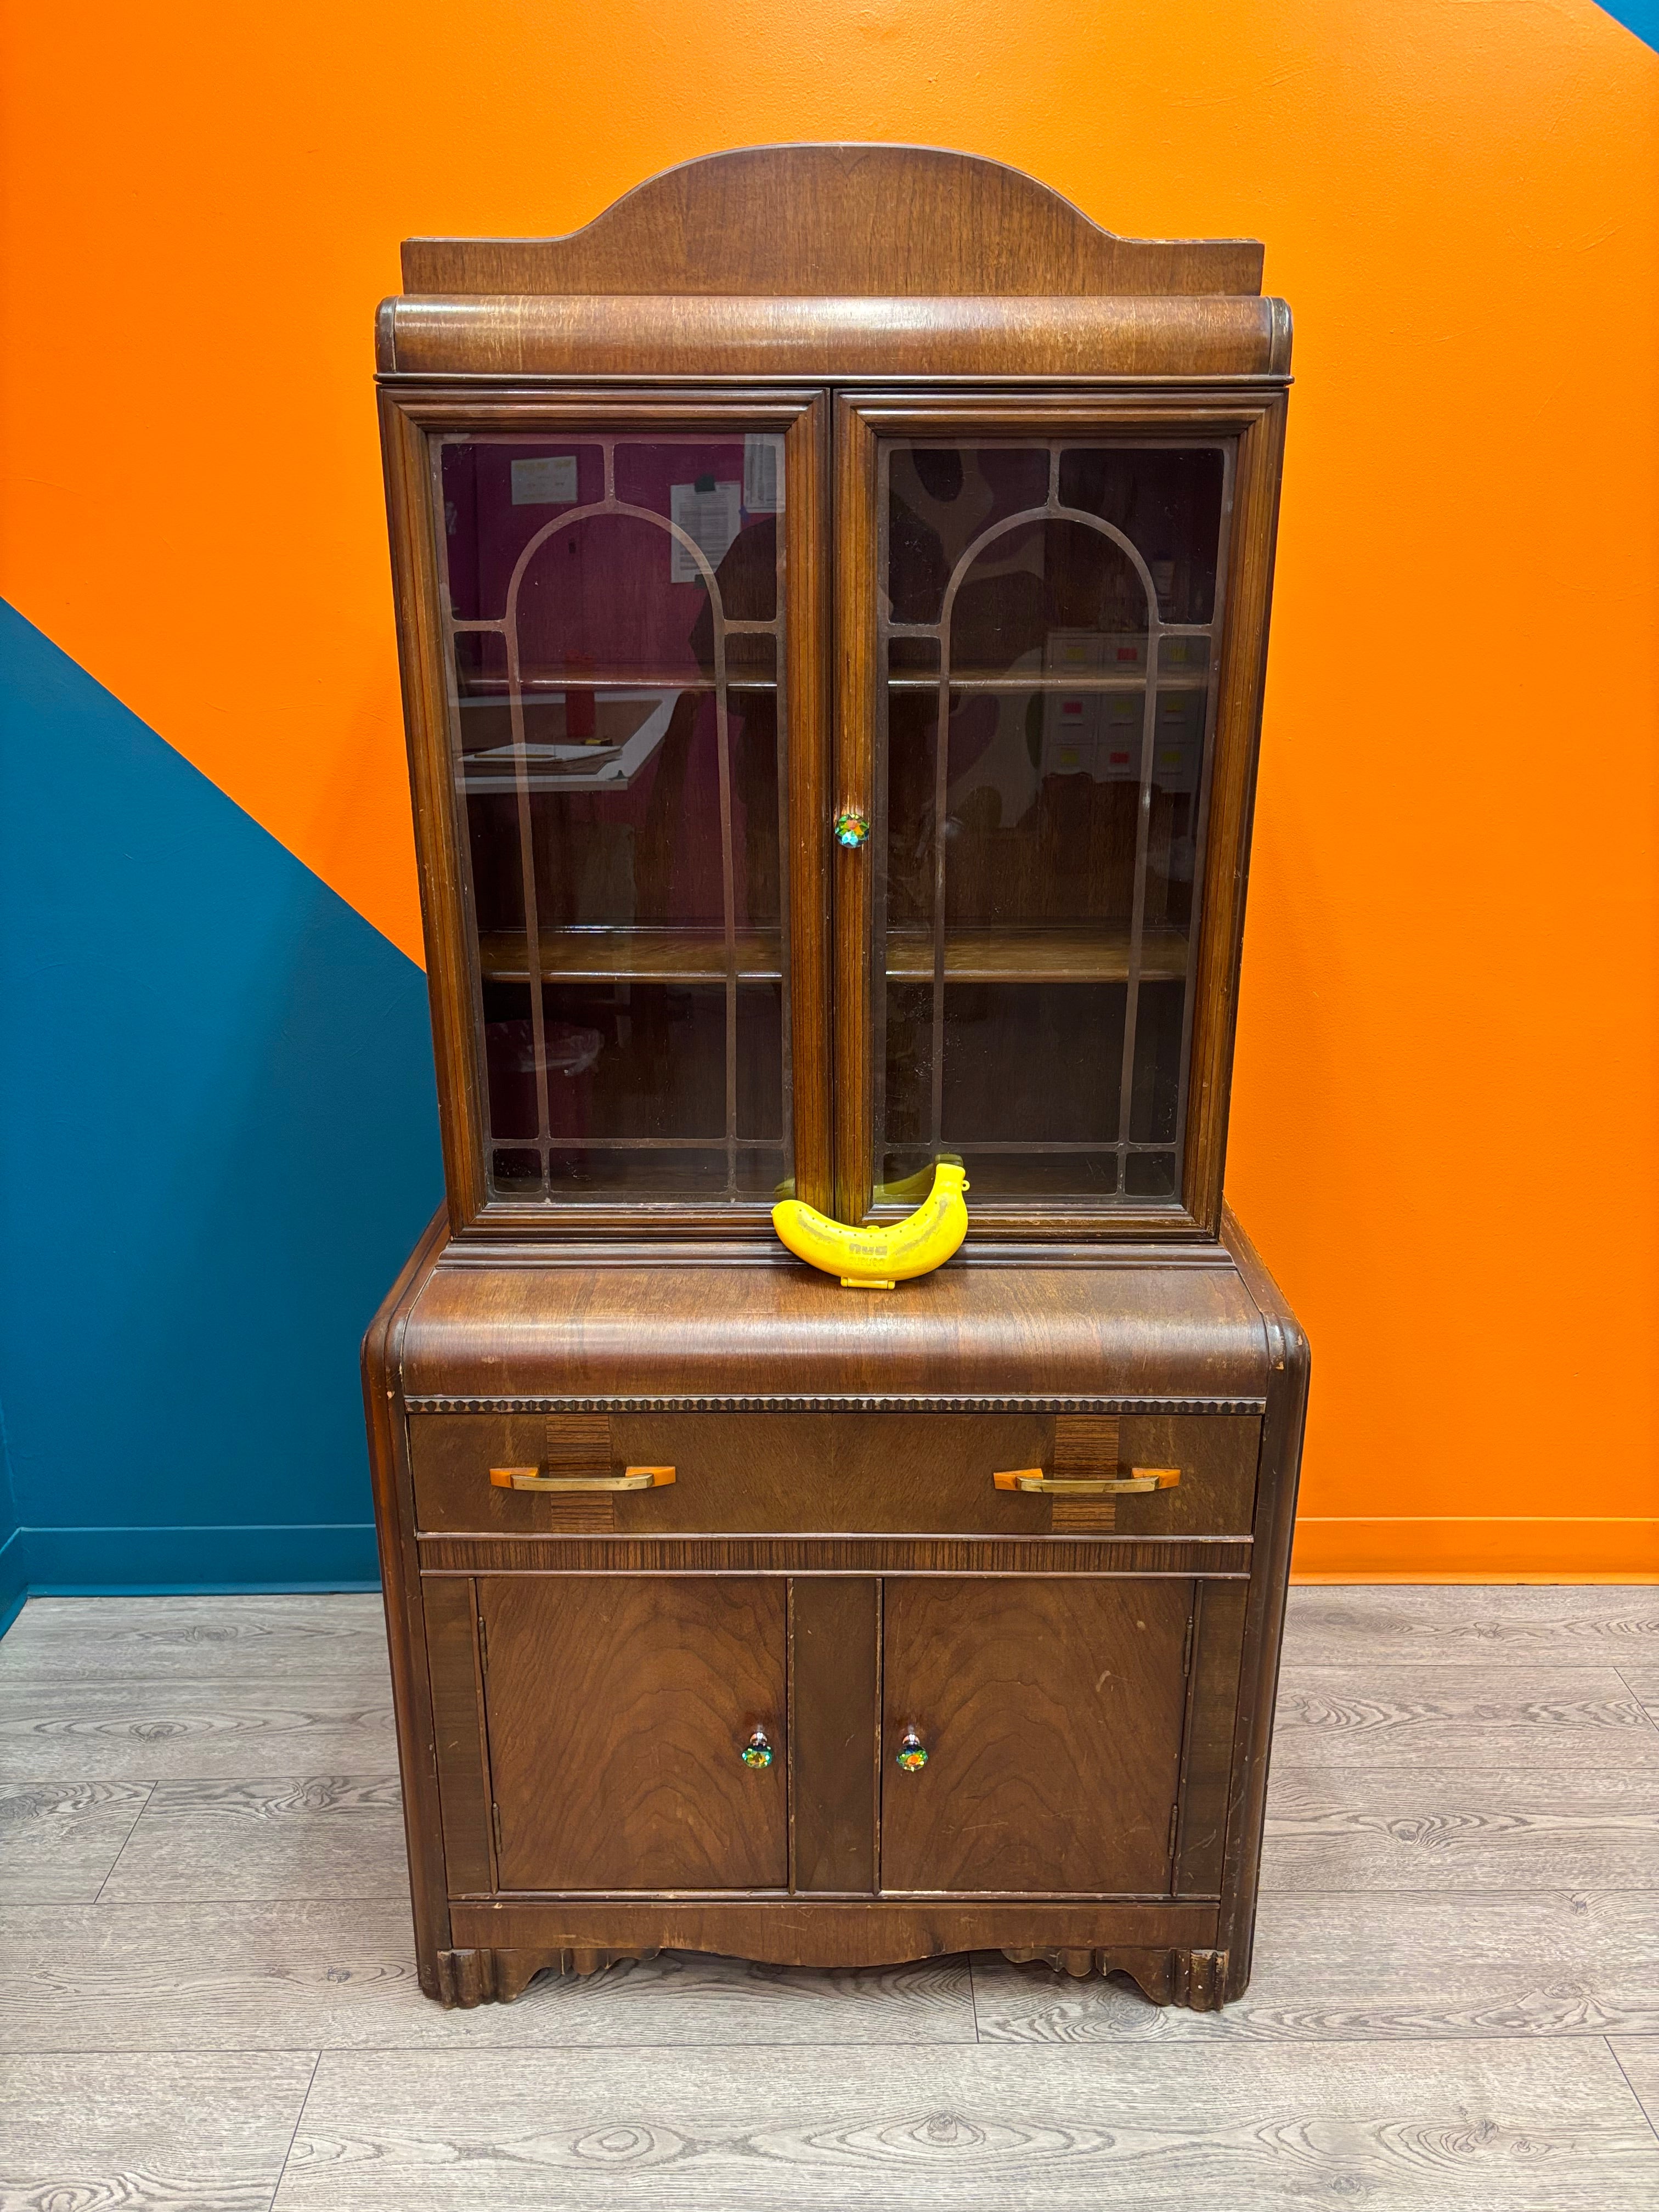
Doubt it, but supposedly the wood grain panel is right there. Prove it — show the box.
[789,1578,878,1893]
[399,146,1264,299]
[879,1577,1192,1894]
[478,1577,787,1892]
[383,296,1285,381]
[449,1895,1216,1962]
[1175,1581,1247,1896]
[422,1578,495,1897]
[397,1251,1272,1399]
[409,1411,1260,1538]
[419,1535,1249,1576]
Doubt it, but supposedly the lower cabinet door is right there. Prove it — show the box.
[879,1577,1192,1895]
[478,1576,787,1892]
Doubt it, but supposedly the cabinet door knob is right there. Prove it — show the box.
[895,1728,929,1773]
[740,1726,775,1770]
[833,807,870,850]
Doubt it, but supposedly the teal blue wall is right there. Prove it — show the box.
[1603,2,1659,47]
[0,602,443,1596]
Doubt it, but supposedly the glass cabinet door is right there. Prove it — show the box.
[870,433,1233,1216]
[432,426,802,1210]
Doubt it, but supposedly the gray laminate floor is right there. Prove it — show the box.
[2,1585,1657,2208]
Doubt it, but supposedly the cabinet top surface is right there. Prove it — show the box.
[397,144,1266,303]
[394,1243,1278,1405]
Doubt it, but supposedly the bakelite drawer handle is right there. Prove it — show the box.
[489,1465,676,1493]
[992,1466,1181,1496]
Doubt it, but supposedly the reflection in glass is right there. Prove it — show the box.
[437,434,791,1204]
[874,437,1231,1212]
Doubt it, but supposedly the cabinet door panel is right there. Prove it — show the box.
[880,1576,1190,1894]
[397,391,831,1231]
[480,1576,786,1891]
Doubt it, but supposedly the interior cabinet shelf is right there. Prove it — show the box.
[458,671,776,696]
[478,928,784,982]
[886,673,1208,693]
[478,926,1189,987]
[883,925,1189,984]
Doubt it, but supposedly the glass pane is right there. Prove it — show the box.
[873,437,1229,1214]
[950,517,1148,680]
[887,445,1049,627]
[437,433,792,1206]
[1057,447,1225,623]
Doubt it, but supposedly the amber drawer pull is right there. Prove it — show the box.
[489,1465,676,1493]
[992,1466,1180,1496]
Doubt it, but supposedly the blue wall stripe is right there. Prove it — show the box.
[0,600,443,1600]
[16,1522,380,1593]
[1598,2,1658,50]
[0,1526,26,1640]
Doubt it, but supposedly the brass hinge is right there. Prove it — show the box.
[477,1614,488,1674]
[492,1801,503,1852]
[1168,1801,1181,1859]
[1182,1610,1195,1677]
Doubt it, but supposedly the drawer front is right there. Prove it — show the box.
[409,1410,1259,1537]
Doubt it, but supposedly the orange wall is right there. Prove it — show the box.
[2,1,1656,1576]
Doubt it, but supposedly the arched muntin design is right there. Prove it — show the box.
[439,434,788,1203]
[873,437,1231,1206]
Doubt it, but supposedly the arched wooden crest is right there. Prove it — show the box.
[401,143,1263,298]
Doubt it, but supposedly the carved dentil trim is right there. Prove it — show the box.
[403,1393,1267,1416]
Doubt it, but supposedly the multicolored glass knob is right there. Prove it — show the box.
[895,1728,929,1773]
[740,1726,775,1769]
[833,808,870,850]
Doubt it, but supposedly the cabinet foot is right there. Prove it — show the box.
[435,1945,658,2007]
[1001,1944,1230,2010]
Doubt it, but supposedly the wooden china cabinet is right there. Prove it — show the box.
[365,144,1308,2010]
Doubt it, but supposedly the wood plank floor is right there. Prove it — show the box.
[1,1587,1656,2209]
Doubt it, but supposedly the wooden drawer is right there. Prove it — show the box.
[409,1410,1260,1538]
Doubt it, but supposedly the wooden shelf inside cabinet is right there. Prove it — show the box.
[478,928,785,984]
[884,926,1190,985]
[461,674,779,696]
[886,673,1210,695]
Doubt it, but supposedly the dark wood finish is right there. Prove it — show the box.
[421,1577,496,1895]
[833,386,1288,1238]
[398,1259,1272,1400]
[419,1535,1249,1577]
[1174,1579,1248,1895]
[785,399,834,1213]
[368,148,1305,2010]
[477,1575,788,1891]
[1216,1203,1311,1998]
[449,1897,1217,1988]
[788,1578,879,1893]
[382,296,1288,383]
[409,1410,1260,1538]
[360,1208,453,1995]
[378,387,831,1243]
[400,145,1263,298]
[436,1944,657,2005]
[879,1577,1190,1894]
